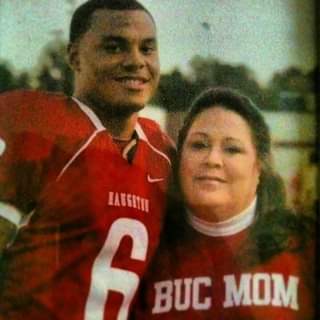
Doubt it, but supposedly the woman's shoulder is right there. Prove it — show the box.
[257,207,314,240]
[249,207,315,263]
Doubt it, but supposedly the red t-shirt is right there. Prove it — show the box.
[132,225,315,320]
[0,90,174,320]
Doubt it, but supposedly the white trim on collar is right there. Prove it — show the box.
[72,97,105,132]
[135,121,148,141]
[73,98,148,141]
[188,197,257,237]
[57,98,105,181]
[0,202,23,227]
[70,98,171,166]
[135,122,171,165]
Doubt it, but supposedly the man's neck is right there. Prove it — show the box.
[74,95,139,141]
[104,113,138,141]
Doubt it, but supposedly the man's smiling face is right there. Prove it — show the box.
[70,9,160,115]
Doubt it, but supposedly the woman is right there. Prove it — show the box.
[132,87,314,319]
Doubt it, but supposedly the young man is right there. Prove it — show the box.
[0,1,173,319]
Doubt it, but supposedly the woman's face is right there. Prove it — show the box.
[179,106,261,221]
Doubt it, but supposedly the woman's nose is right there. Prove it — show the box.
[205,147,223,167]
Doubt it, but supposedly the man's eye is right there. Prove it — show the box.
[103,44,122,53]
[141,45,156,55]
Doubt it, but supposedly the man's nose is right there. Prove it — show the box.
[122,48,144,70]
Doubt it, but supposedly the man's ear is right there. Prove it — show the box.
[67,42,80,72]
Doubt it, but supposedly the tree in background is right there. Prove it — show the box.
[267,67,314,112]
[154,56,316,113]
[189,56,266,110]
[0,61,31,92]
[35,35,73,96]
[154,56,267,112]
[0,62,16,92]
[152,69,196,112]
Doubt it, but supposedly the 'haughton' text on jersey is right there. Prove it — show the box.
[108,191,150,213]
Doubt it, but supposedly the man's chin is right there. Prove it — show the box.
[114,101,145,116]
[87,94,147,117]
[125,100,145,111]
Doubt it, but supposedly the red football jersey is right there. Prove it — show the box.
[132,225,315,320]
[0,90,174,320]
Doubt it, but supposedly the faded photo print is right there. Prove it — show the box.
[0,1,318,319]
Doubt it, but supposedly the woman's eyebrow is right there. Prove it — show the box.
[224,137,244,144]
[188,131,209,138]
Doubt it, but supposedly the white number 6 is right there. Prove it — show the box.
[85,218,148,320]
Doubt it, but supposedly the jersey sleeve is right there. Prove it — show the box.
[0,91,55,250]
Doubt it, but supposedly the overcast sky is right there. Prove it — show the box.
[0,0,316,84]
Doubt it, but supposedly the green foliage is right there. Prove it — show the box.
[0,61,31,92]
[0,38,73,95]
[154,56,316,112]
[190,56,266,110]
[267,66,315,112]
[35,40,73,95]
[155,56,268,112]
[152,69,196,112]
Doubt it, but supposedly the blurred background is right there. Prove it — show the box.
[0,0,318,215]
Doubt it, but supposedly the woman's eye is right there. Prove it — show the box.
[189,141,209,150]
[224,146,242,154]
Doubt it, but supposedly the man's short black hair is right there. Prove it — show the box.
[69,0,154,44]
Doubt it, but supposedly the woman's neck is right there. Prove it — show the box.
[187,197,257,237]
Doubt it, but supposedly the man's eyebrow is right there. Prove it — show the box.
[101,36,126,42]
[101,35,157,43]
[143,38,157,44]
[143,35,157,41]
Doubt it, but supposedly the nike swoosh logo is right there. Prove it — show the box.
[147,175,165,183]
